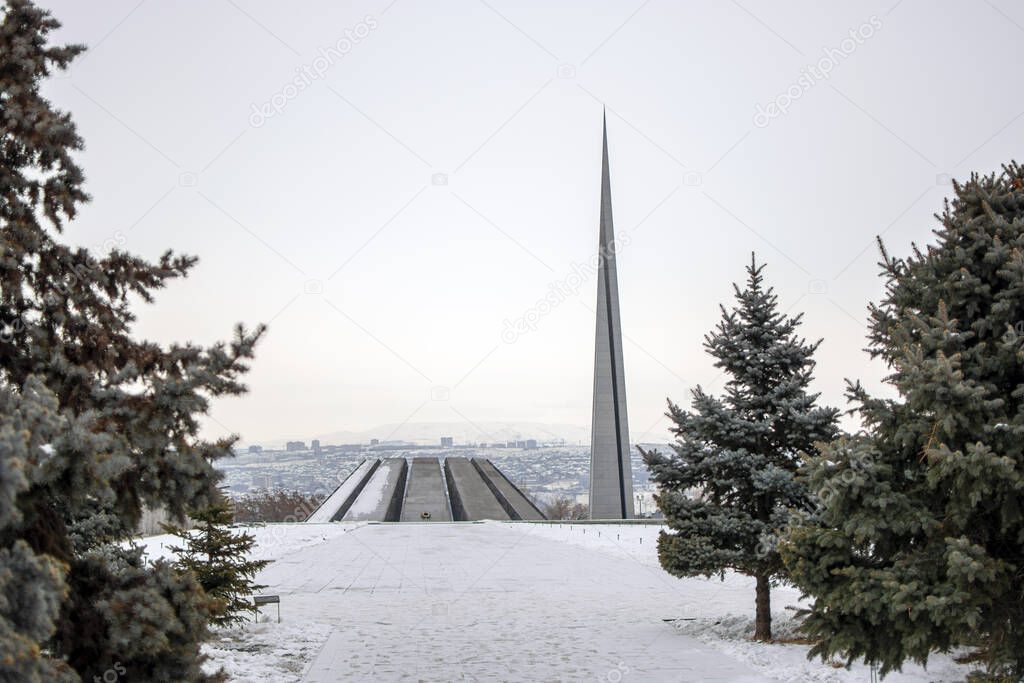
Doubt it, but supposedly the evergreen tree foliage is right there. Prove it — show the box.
[781,164,1024,680]
[165,499,269,627]
[0,378,73,681]
[57,546,214,681]
[643,256,838,641]
[0,1,263,678]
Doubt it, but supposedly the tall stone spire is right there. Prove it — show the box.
[589,112,634,519]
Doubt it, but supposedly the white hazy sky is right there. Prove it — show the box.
[40,0,1024,445]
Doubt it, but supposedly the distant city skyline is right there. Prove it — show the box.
[40,0,1024,444]
[240,419,600,449]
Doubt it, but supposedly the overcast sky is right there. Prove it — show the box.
[41,0,1024,445]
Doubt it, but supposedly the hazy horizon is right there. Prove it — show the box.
[39,0,1024,445]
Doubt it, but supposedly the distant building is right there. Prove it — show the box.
[247,445,263,454]
[370,438,379,446]
[440,436,454,448]
[506,441,516,448]
[311,439,321,454]
[524,439,537,450]
[286,441,306,452]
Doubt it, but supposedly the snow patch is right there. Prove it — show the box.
[672,614,969,682]
[202,621,332,682]
[136,523,363,564]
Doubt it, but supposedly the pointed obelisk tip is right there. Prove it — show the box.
[601,108,608,155]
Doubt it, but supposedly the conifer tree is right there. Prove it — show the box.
[165,499,269,627]
[781,164,1024,680]
[643,256,838,641]
[0,1,263,678]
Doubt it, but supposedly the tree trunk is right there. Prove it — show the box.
[754,573,772,641]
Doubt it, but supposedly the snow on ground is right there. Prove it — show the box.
[137,524,362,682]
[137,522,363,564]
[514,522,969,682]
[201,621,332,681]
[512,520,667,568]
[141,522,971,682]
[670,616,964,683]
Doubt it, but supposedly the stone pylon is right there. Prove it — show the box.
[589,113,634,520]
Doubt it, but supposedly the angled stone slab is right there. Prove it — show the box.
[305,458,379,523]
[471,458,546,520]
[342,458,408,522]
[445,457,510,521]
[400,457,452,522]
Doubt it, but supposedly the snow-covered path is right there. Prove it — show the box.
[160,521,966,681]
[286,521,766,682]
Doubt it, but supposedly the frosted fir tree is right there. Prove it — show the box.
[0,1,262,679]
[643,256,838,641]
[165,499,269,627]
[781,164,1024,680]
